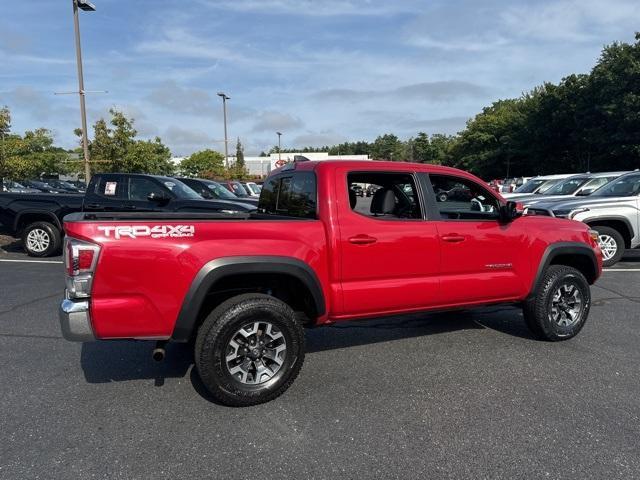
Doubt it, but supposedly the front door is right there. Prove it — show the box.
[425,173,529,305]
[336,168,441,317]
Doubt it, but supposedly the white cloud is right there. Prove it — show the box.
[251,112,304,132]
[197,0,424,16]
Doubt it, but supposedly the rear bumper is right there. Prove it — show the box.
[59,298,95,342]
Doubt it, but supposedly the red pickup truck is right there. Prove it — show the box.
[60,160,602,406]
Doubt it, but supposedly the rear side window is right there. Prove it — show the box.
[93,176,125,199]
[258,172,317,219]
[347,172,422,220]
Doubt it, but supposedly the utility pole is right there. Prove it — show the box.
[217,92,230,168]
[276,131,282,163]
[72,0,95,183]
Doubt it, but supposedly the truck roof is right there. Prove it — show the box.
[274,159,473,178]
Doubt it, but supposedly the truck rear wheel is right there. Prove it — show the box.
[22,221,62,257]
[195,293,305,407]
[523,265,590,341]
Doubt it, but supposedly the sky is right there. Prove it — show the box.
[1,0,639,156]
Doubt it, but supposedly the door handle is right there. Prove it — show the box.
[442,234,465,243]
[122,205,137,210]
[85,203,101,209]
[349,235,377,245]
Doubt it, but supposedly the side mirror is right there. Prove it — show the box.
[147,192,170,203]
[499,201,522,222]
[576,188,594,196]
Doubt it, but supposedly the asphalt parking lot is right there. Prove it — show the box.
[1,247,639,479]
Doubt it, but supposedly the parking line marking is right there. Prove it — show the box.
[0,259,63,264]
[603,268,640,272]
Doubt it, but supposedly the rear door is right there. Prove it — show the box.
[425,173,529,305]
[336,168,441,316]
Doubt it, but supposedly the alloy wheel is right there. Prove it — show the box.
[550,282,584,327]
[225,321,287,385]
[598,234,617,261]
[26,228,50,253]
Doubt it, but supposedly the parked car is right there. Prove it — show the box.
[365,184,380,197]
[220,180,253,199]
[43,179,84,194]
[526,171,640,266]
[242,182,262,197]
[515,172,627,207]
[0,173,256,257]
[503,174,574,199]
[21,179,66,193]
[59,160,601,406]
[1,180,40,193]
[350,184,364,197]
[176,177,257,207]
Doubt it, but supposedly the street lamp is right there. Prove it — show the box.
[276,131,282,163]
[72,0,95,183]
[217,92,230,168]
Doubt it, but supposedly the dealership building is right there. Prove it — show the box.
[243,152,370,177]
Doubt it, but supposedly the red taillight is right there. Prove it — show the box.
[64,237,100,298]
[78,249,95,270]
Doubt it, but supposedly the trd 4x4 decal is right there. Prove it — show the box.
[97,225,195,239]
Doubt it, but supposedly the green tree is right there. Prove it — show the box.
[180,149,225,178]
[369,134,405,160]
[82,109,173,174]
[233,137,247,178]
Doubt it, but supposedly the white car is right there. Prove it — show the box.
[502,174,573,199]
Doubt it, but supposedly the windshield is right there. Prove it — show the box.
[514,179,545,193]
[159,178,202,199]
[245,183,261,195]
[592,174,640,197]
[230,181,249,197]
[543,177,589,195]
[206,181,239,200]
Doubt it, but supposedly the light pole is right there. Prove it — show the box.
[217,92,230,168]
[72,0,95,183]
[276,131,282,163]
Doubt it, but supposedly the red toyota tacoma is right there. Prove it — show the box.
[59,160,602,406]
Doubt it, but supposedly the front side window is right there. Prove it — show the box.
[128,177,166,201]
[347,172,421,220]
[593,174,640,197]
[257,172,317,219]
[429,174,500,220]
[544,177,589,195]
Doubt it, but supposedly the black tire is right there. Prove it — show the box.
[523,265,591,341]
[593,226,625,267]
[22,221,62,257]
[195,293,305,407]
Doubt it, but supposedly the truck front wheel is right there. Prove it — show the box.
[22,221,62,257]
[195,293,305,406]
[594,226,624,267]
[523,265,591,341]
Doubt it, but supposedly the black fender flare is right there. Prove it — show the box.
[583,216,633,246]
[527,242,598,300]
[172,256,326,342]
[14,210,62,234]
